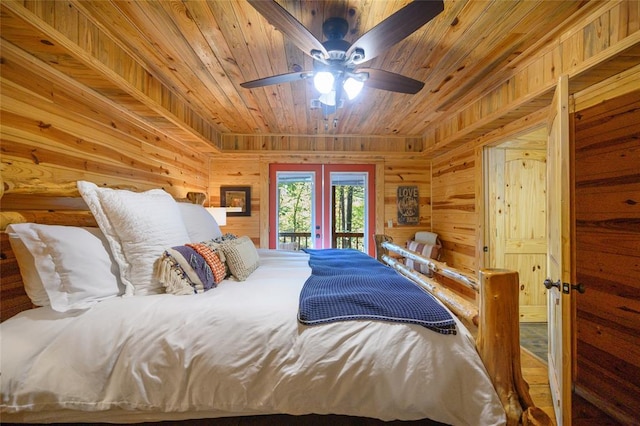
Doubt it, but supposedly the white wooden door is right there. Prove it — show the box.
[546,75,573,425]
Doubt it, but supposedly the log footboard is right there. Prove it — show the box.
[381,241,552,426]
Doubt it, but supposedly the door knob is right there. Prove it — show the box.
[544,278,585,294]
[543,278,561,291]
[569,283,586,294]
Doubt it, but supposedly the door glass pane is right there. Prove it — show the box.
[276,172,315,250]
[331,172,367,252]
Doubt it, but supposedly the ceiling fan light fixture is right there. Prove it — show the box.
[343,77,364,100]
[313,71,334,94]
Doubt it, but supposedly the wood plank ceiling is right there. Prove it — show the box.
[1,0,592,148]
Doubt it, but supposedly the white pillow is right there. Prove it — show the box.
[7,231,50,306]
[77,181,190,296]
[414,231,438,245]
[6,224,120,312]
[177,203,222,242]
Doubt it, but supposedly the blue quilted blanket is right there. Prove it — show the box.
[298,249,456,335]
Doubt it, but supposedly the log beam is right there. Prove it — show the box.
[382,254,479,328]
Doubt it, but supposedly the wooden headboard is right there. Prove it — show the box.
[0,191,205,322]
[1,232,33,321]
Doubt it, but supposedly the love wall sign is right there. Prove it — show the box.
[397,186,419,225]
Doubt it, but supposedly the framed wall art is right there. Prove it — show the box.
[220,186,251,217]
[397,186,419,225]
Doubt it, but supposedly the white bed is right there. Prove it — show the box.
[1,248,505,424]
[0,182,508,424]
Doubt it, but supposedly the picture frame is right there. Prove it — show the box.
[397,185,419,225]
[220,186,251,217]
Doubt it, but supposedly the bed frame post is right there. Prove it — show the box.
[477,269,552,426]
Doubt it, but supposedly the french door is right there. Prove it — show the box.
[269,164,375,256]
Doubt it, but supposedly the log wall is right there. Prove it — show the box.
[572,89,640,423]
[0,40,209,201]
[1,0,221,151]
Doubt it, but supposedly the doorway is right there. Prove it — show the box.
[484,126,548,359]
[269,163,375,256]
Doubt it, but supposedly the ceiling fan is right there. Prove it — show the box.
[240,0,445,114]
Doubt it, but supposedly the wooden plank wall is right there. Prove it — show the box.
[428,0,640,275]
[382,158,432,245]
[572,89,640,423]
[424,0,640,156]
[0,232,33,321]
[0,41,209,202]
[431,146,477,275]
[220,134,424,154]
[208,153,431,249]
[208,154,263,243]
[1,0,221,151]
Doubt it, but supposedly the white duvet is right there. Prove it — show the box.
[1,250,505,425]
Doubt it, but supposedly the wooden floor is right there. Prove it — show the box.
[520,348,556,425]
[520,349,624,426]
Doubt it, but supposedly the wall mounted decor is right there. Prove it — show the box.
[397,186,419,225]
[220,186,251,217]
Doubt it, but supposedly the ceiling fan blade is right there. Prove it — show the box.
[346,0,444,65]
[359,68,425,94]
[247,0,328,59]
[240,71,311,89]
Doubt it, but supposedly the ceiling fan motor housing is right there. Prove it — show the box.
[321,39,351,57]
[319,17,355,64]
[322,17,349,40]
[315,38,353,74]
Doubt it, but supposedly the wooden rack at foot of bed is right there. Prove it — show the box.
[381,241,552,426]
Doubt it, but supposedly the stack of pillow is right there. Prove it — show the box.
[6,181,260,313]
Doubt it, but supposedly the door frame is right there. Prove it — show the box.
[323,164,376,256]
[269,163,376,256]
[269,164,323,250]
[482,134,548,323]
[477,125,547,268]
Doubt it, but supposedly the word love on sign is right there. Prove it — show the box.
[397,186,419,224]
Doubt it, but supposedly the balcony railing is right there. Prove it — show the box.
[332,232,365,250]
[278,231,365,252]
[278,232,311,250]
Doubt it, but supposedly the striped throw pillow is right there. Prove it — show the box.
[405,240,441,276]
